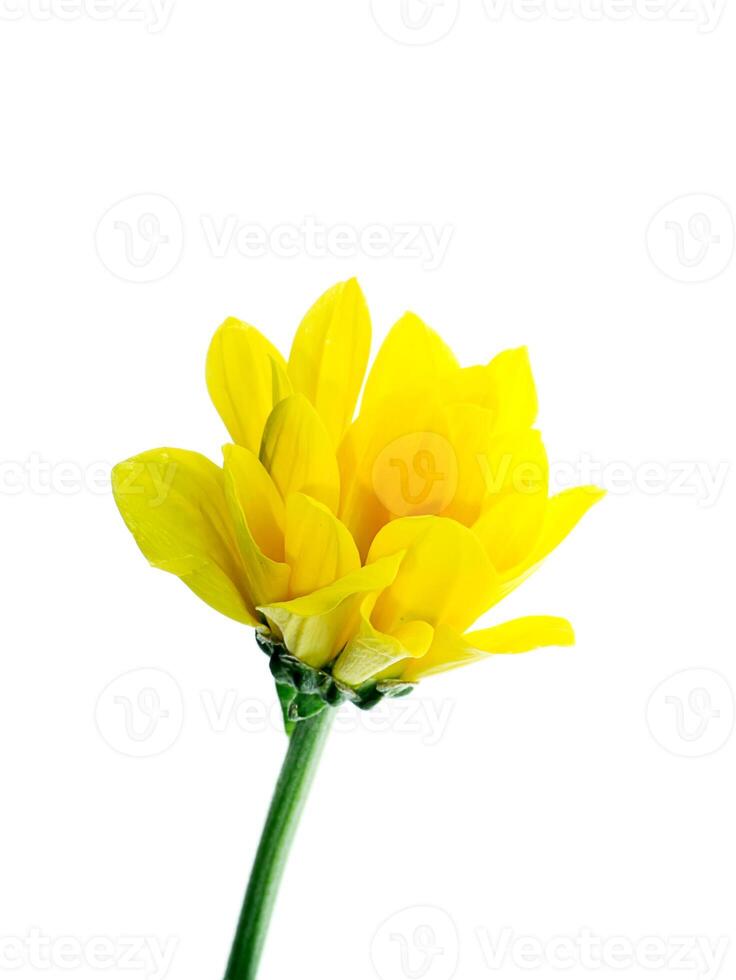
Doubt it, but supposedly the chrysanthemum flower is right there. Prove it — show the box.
[113,279,603,711]
[111,279,605,980]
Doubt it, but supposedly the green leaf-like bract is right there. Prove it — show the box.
[256,630,415,735]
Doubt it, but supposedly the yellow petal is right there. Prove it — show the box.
[473,489,547,572]
[509,485,605,573]
[223,445,290,607]
[475,428,548,508]
[288,279,371,447]
[498,486,606,601]
[284,493,360,598]
[206,317,292,453]
[401,617,575,681]
[360,311,459,416]
[440,403,497,525]
[258,553,404,668]
[439,365,496,409]
[112,448,256,625]
[531,486,606,560]
[223,444,285,560]
[484,346,538,431]
[259,393,340,513]
[338,389,456,558]
[333,601,433,687]
[368,516,499,633]
[438,348,536,433]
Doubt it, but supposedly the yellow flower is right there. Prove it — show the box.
[113,279,603,701]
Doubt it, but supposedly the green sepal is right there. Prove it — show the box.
[256,630,416,734]
[275,682,297,736]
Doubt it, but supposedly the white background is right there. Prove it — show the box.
[1,2,734,979]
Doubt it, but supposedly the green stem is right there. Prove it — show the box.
[223,707,334,980]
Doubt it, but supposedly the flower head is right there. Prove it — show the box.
[113,280,603,718]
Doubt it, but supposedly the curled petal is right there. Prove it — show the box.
[401,616,575,682]
[333,602,434,687]
[206,317,291,453]
[223,445,290,607]
[338,389,456,557]
[497,485,606,602]
[284,493,360,598]
[288,279,371,447]
[260,394,340,513]
[113,448,256,624]
[473,490,547,572]
[223,444,285,560]
[531,486,607,560]
[441,403,499,525]
[368,516,499,634]
[438,346,537,433]
[360,311,458,415]
[258,553,405,669]
[475,428,549,511]
[484,346,538,431]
